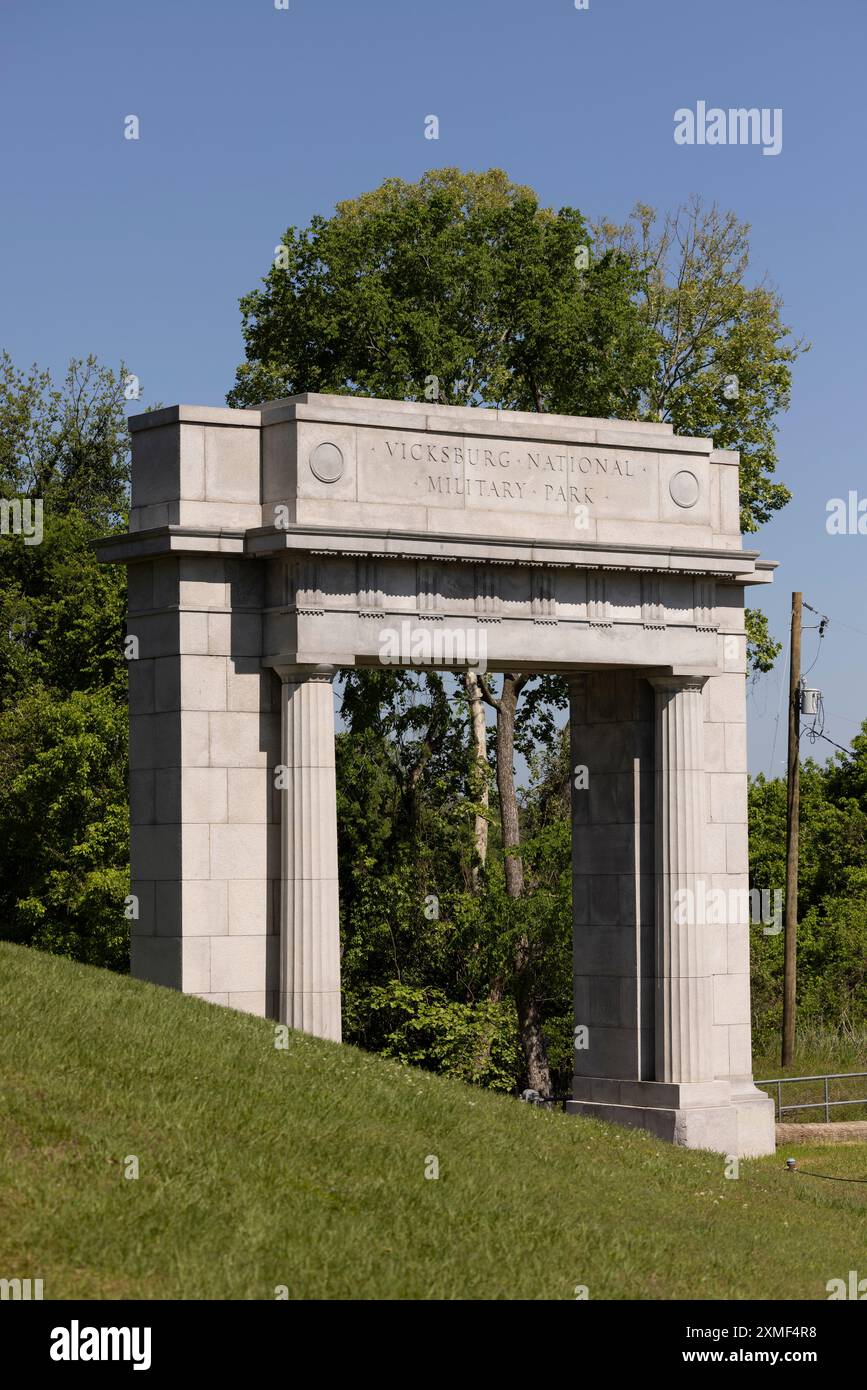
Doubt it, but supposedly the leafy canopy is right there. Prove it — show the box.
[229,167,654,417]
[0,356,130,968]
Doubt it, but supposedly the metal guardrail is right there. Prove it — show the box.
[756,1071,867,1122]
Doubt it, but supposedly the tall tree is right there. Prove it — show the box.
[228,167,653,414]
[594,197,807,671]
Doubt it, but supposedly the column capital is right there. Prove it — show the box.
[648,673,709,695]
[269,661,336,685]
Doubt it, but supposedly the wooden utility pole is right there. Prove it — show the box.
[782,592,802,1067]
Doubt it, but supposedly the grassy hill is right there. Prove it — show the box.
[1,941,865,1300]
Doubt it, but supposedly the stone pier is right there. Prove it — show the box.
[275,665,341,1041]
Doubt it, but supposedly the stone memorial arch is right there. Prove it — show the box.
[99,394,776,1156]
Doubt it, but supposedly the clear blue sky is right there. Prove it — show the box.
[3,0,865,777]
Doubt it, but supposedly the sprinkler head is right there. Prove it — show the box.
[785,1157,798,1171]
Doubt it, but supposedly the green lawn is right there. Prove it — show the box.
[1,941,865,1300]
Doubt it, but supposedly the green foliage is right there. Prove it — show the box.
[0,353,130,525]
[229,167,654,414]
[336,687,575,1094]
[595,198,805,535]
[596,198,804,675]
[0,688,129,969]
[748,732,867,1051]
[798,892,867,1033]
[0,355,130,969]
[745,607,782,674]
[350,982,520,1092]
[0,508,127,707]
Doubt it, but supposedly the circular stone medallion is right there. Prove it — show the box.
[309,441,345,484]
[669,469,700,509]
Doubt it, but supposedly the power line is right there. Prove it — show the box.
[818,616,867,641]
[810,731,856,758]
[803,601,867,642]
[783,602,858,759]
[801,617,827,679]
[762,599,864,774]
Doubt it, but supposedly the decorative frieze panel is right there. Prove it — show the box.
[357,558,382,618]
[531,567,557,624]
[279,553,730,638]
[693,578,718,632]
[474,564,502,623]
[291,558,324,616]
[417,561,443,619]
[587,572,612,628]
[641,574,666,630]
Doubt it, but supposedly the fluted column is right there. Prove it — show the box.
[650,675,712,1083]
[276,665,341,1041]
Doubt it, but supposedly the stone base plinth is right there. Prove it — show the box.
[566,1083,775,1157]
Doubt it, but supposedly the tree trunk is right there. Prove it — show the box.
[495,674,552,1095]
[466,671,499,1081]
[495,675,524,898]
[518,990,550,1095]
[464,671,489,890]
